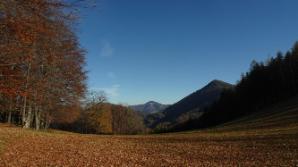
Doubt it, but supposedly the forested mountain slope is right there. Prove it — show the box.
[173,96,298,132]
[145,80,234,129]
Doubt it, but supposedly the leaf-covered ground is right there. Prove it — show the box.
[0,123,297,167]
[1,101,298,166]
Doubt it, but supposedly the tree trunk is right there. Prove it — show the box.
[23,105,32,128]
[22,96,27,126]
[22,65,31,126]
[7,96,13,124]
[45,119,50,130]
[35,106,40,130]
[44,113,51,130]
[7,111,12,124]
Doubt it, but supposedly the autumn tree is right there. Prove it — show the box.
[111,105,146,134]
[69,90,146,134]
[0,0,86,130]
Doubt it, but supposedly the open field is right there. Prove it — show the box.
[0,100,298,167]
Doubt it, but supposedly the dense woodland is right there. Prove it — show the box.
[173,42,298,131]
[0,0,146,134]
[0,0,86,130]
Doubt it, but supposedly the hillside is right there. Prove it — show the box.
[173,96,298,132]
[0,98,297,166]
[216,96,298,131]
[146,80,234,129]
[130,101,169,115]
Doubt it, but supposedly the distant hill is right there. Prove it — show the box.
[146,80,234,129]
[130,101,169,115]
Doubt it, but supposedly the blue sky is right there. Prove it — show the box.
[78,0,298,105]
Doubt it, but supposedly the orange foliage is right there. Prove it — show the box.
[0,0,86,129]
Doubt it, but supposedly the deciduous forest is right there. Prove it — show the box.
[0,0,145,134]
[0,0,86,130]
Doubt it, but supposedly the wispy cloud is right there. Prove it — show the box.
[99,40,114,57]
[92,84,120,98]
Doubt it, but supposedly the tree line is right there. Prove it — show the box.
[173,42,298,131]
[52,91,147,134]
[0,0,86,130]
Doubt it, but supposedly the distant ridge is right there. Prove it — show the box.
[130,101,169,115]
[146,80,234,128]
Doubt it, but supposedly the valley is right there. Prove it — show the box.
[1,1,298,166]
[1,97,297,166]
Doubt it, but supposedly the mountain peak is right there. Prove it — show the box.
[146,101,159,104]
[209,79,227,85]
[204,79,233,90]
[130,101,169,114]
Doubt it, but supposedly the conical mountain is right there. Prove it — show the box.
[146,80,234,128]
